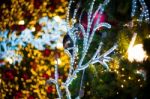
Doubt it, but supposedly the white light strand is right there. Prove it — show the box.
[47,0,117,98]
[131,0,137,17]
[131,0,150,22]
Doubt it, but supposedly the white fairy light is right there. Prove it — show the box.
[47,0,117,98]
[131,0,137,17]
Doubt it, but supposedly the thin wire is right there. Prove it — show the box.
[78,69,85,97]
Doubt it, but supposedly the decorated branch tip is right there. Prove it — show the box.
[47,0,117,98]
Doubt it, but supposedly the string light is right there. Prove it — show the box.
[47,0,118,98]
[0,0,118,98]
[131,0,137,17]
[131,0,150,22]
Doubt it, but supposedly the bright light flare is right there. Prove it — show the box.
[128,44,148,62]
